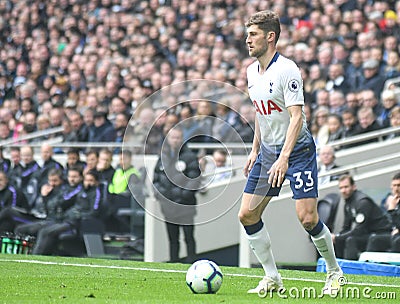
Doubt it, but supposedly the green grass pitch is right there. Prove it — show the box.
[0,254,399,303]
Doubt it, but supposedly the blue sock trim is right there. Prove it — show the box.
[244,220,264,235]
[307,219,324,236]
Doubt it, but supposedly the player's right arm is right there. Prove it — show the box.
[244,114,260,177]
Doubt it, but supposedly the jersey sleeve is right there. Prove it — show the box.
[281,62,304,108]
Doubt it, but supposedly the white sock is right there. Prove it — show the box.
[246,224,280,280]
[311,224,340,273]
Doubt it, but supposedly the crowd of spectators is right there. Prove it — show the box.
[0,0,400,156]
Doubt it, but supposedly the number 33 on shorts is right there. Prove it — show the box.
[293,171,315,194]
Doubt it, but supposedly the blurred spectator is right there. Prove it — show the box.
[386,106,400,140]
[325,63,351,95]
[202,149,233,186]
[311,106,329,146]
[317,145,341,185]
[64,148,86,179]
[346,49,363,92]
[0,171,30,233]
[378,89,399,128]
[327,113,344,143]
[328,90,347,115]
[359,89,384,117]
[332,174,392,260]
[353,106,384,145]
[31,169,102,256]
[34,144,64,188]
[68,110,89,142]
[358,59,386,98]
[0,147,10,174]
[153,127,201,263]
[95,148,115,186]
[366,172,400,253]
[341,109,359,139]
[88,111,116,143]
[83,149,98,176]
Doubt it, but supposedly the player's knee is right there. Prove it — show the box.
[238,210,257,226]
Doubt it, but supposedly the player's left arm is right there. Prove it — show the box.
[268,105,303,187]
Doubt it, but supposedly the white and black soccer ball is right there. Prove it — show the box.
[186,259,223,294]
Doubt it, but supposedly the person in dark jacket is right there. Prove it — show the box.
[332,175,392,260]
[33,144,63,188]
[367,172,400,253]
[0,171,29,233]
[14,168,65,236]
[32,170,103,255]
[88,110,116,142]
[153,126,201,263]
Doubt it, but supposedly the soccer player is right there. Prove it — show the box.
[238,10,342,295]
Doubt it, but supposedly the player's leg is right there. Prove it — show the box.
[296,198,342,295]
[239,193,282,293]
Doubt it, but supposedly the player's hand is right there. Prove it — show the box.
[41,184,53,196]
[267,156,288,187]
[243,150,258,177]
[331,233,336,243]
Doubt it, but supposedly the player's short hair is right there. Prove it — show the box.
[245,10,281,44]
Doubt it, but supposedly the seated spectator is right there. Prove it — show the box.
[0,147,11,174]
[232,103,255,144]
[359,89,384,118]
[341,109,358,139]
[95,148,115,186]
[367,172,400,253]
[88,111,116,143]
[386,106,400,140]
[34,144,63,188]
[63,148,86,180]
[378,89,399,128]
[358,59,386,100]
[15,168,66,237]
[352,106,384,145]
[31,169,103,255]
[83,149,98,176]
[108,150,141,197]
[332,175,392,260]
[7,147,22,187]
[19,145,40,199]
[311,106,329,146]
[0,171,29,233]
[317,145,342,185]
[325,63,351,96]
[68,110,89,142]
[202,149,234,187]
[326,113,344,143]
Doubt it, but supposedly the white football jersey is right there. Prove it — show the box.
[247,53,309,148]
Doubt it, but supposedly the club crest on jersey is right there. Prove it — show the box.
[288,79,300,93]
[253,99,283,115]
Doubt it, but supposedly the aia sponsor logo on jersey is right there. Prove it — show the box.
[253,100,283,115]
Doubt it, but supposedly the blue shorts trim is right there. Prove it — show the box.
[244,141,318,200]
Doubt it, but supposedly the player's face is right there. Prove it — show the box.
[246,25,268,58]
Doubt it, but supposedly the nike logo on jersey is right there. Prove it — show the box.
[248,85,254,89]
[304,187,314,192]
[253,99,283,115]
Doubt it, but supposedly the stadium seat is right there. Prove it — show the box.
[317,192,340,232]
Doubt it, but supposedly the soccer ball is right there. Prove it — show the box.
[186,259,223,294]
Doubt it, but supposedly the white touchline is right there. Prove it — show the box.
[1,259,399,289]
